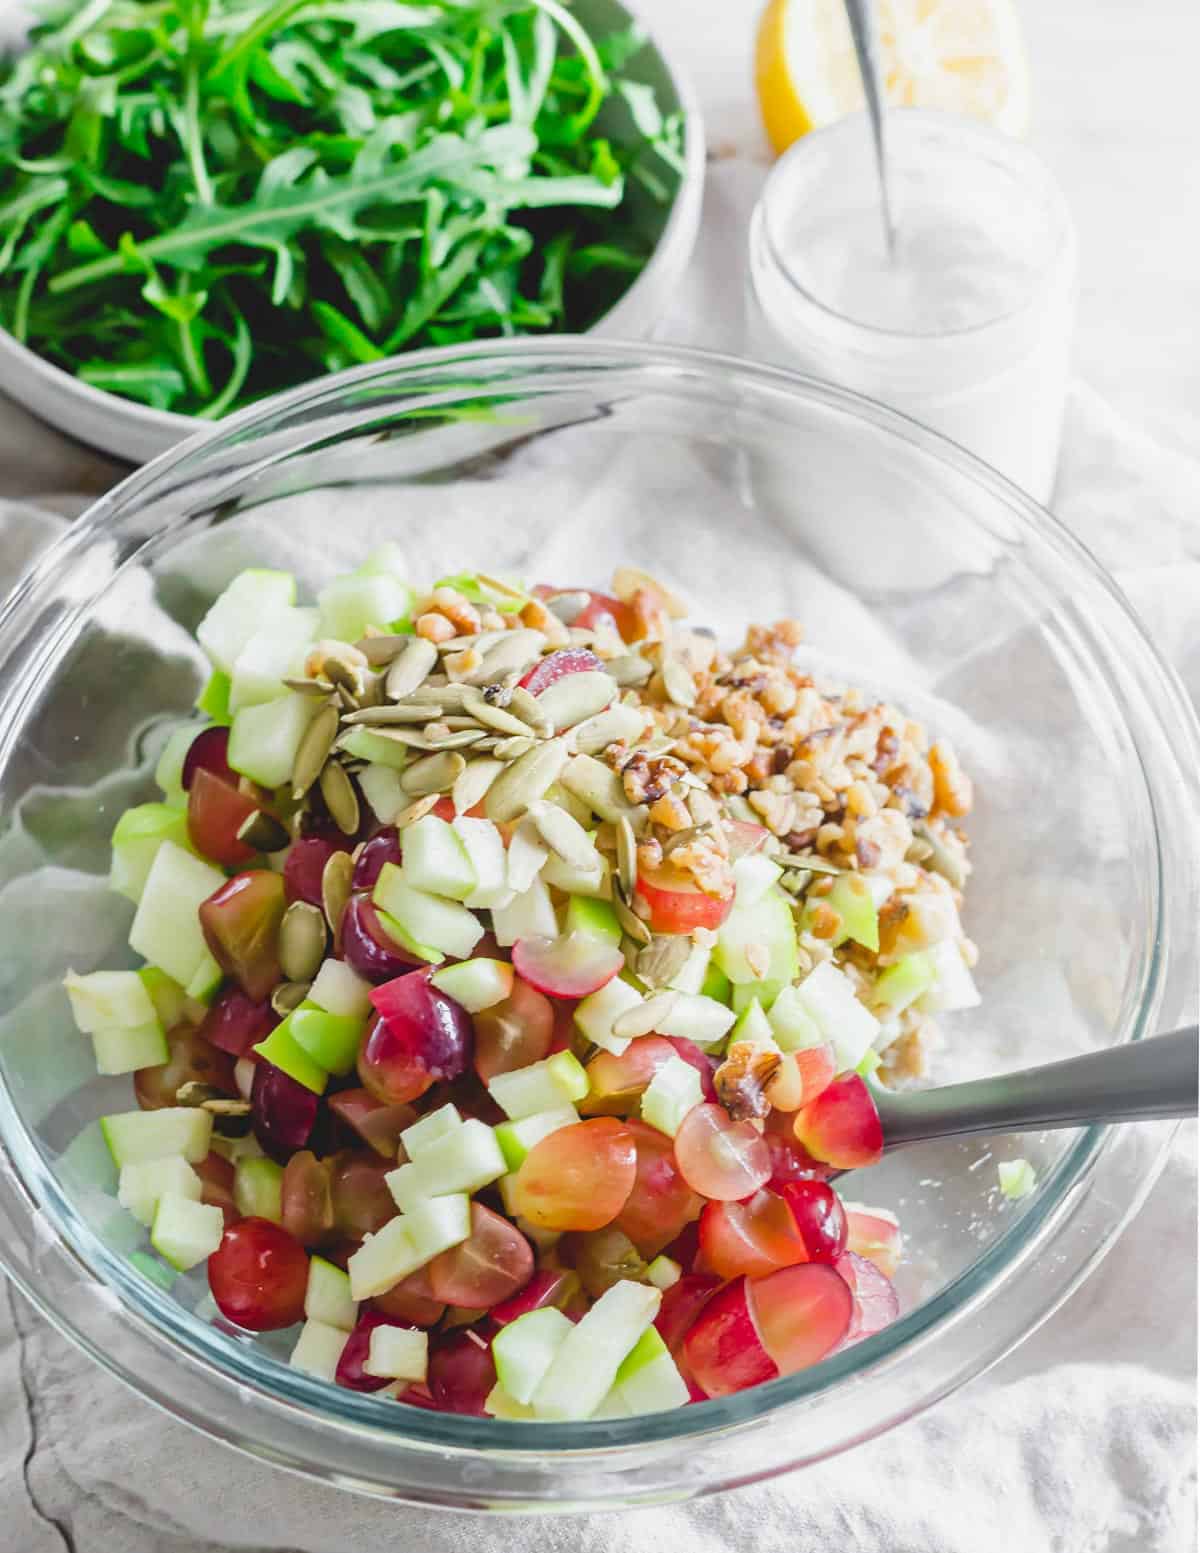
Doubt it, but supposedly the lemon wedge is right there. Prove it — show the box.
[755,0,1031,155]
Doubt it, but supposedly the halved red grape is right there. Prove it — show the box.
[673,1104,771,1201]
[581,1036,676,1117]
[517,647,603,696]
[195,1149,237,1228]
[472,976,553,1083]
[134,1023,236,1110]
[511,933,623,1000]
[199,986,275,1058]
[352,828,403,892]
[251,1058,319,1160]
[567,1226,646,1297]
[614,1118,702,1258]
[367,969,473,1086]
[327,1089,417,1158]
[490,1268,581,1328]
[280,1150,334,1247]
[635,868,734,935]
[426,1329,496,1416]
[654,1272,722,1355]
[284,834,350,908]
[843,1206,902,1277]
[778,1181,848,1265]
[682,1277,778,1398]
[370,1263,446,1327]
[357,1014,435,1106]
[336,1310,412,1393]
[329,1151,398,1238]
[835,1250,900,1343]
[763,1108,832,1189]
[427,1203,533,1309]
[746,1262,853,1373]
[663,1037,718,1103]
[182,725,236,791]
[793,1074,883,1171]
[187,767,258,868]
[572,591,637,641]
[698,1190,808,1280]
[510,1118,637,1232]
[341,895,426,983]
[208,1217,308,1331]
[199,869,286,1002]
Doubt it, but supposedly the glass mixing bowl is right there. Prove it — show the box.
[0,341,1194,1511]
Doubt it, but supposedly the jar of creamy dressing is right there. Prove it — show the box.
[746,111,1078,503]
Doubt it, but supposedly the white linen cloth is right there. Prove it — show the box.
[0,152,1196,1553]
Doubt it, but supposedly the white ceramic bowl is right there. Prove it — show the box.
[0,0,703,465]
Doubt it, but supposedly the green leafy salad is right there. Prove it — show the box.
[0,0,684,417]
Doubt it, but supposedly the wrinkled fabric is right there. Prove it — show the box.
[0,155,1195,1552]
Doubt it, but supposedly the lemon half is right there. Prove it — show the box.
[755,0,1031,155]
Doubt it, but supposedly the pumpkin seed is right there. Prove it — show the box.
[779,869,812,896]
[283,676,335,698]
[291,704,340,800]
[636,934,693,989]
[452,757,504,815]
[606,654,654,688]
[543,589,590,624]
[686,788,722,829]
[612,991,678,1042]
[385,637,438,700]
[507,817,550,893]
[913,821,967,889]
[271,980,311,1017]
[436,629,507,656]
[356,726,484,753]
[662,656,698,710]
[572,702,646,756]
[560,753,648,834]
[492,735,536,761]
[615,814,638,899]
[484,736,570,823]
[776,851,843,875]
[661,823,711,860]
[343,703,441,726]
[477,573,528,601]
[461,686,539,738]
[613,891,652,946]
[356,670,384,709]
[536,670,618,732]
[401,751,467,796]
[394,793,441,828]
[321,850,354,940]
[507,685,553,737]
[279,901,328,982]
[528,799,599,871]
[465,629,545,686]
[335,685,359,713]
[356,633,412,667]
[408,682,469,705]
[236,808,290,853]
[320,760,360,835]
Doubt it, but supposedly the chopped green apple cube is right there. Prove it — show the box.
[228,606,318,714]
[64,968,158,1033]
[234,1156,284,1223]
[430,958,514,1013]
[385,1119,504,1203]
[918,938,982,1014]
[398,1104,462,1160]
[252,1019,329,1095]
[575,977,644,1056]
[347,1218,422,1300]
[487,1050,589,1120]
[666,941,712,996]
[228,691,320,790]
[289,1318,350,1382]
[92,1021,170,1075]
[493,1305,573,1405]
[374,909,444,966]
[155,723,201,807]
[485,1384,535,1420]
[823,873,880,952]
[305,1255,357,1332]
[452,817,511,909]
[185,950,223,1004]
[364,1325,428,1382]
[197,569,296,673]
[565,895,622,947]
[118,1156,201,1227]
[998,1158,1037,1200]
[358,764,406,826]
[109,803,193,902]
[318,572,412,643]
[100,1107,212,1166]
[714,885,798,987]
[768,984,827,1052]
[339,726,409,771]
[733,852,783,907]
[307,959,373,1021]
[646,1255,681,1291]
[288,1006,364,1076]
[531,1280,661,1421]
[490,874,557,946]
[150,1192,225,1271]
[729,998,777,1050]
[129,841,225,988]
[640,1056,704,1137]
[540,845,609,899]
[373,864,484,960]
[590,1388,633,1419]
[138,967,188,1030]
[793,961,880,1071]
[404,1192,472,1262]
[494,1106,580,1171]
[613,1326,689,1415]
[731,979,783,1016]
[400,815,476,900]
[195,670,232,725]
[873,951,937,1014]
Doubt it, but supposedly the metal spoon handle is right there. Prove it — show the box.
[842,0,897,255]
[873,1026,1198,1151]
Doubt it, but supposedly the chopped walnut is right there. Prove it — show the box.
[648,792,691,831]
[519,598,570,648]
[714,1041,781,1121]
[429,587,482,636]
[929,739,974,817]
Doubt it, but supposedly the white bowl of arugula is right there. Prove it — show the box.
[0,0,703,464]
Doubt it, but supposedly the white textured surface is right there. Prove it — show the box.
[0,2,1197,1547]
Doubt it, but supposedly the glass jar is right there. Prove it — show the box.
[746,110,1078,503]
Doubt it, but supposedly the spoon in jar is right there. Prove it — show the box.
[869,1024,1198,1157]
[842,0,898,257]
